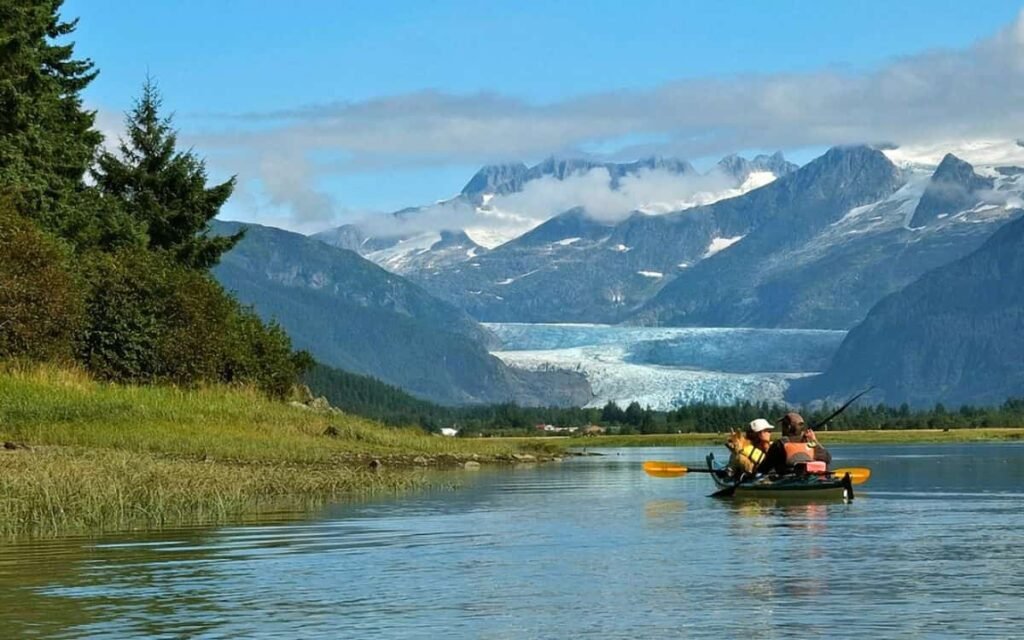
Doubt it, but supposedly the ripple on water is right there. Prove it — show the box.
[1,443,1023,638]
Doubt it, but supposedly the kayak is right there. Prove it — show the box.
[706,453,854,501]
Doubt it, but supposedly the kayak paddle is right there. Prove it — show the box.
[641,460,715,478]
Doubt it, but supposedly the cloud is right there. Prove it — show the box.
[344,165,756,248]
[489,167,741,224]
[187,11,1024,230]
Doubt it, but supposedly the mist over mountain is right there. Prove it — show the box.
[313,151,789,264]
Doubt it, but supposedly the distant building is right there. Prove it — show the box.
[440,427,459,437]
[581,425,606,436]
[535,423,579,434]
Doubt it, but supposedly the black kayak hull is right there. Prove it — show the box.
[707,453,854,501]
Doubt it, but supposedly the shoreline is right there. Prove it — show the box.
[0,366,561,538]
[4,366,1021,537]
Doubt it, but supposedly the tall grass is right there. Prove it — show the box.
[0,364,543,537]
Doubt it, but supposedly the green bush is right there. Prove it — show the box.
[75,248,304,396]
[0,202,83,360]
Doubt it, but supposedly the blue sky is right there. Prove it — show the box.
[64,1,1024,230]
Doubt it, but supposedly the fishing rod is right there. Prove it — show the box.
[812,386,875,431]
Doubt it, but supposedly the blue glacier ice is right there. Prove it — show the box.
[486,323,846,409]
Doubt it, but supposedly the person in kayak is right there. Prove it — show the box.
[760,412,832,475]
[747,418,774,455]
[725,418,773,474]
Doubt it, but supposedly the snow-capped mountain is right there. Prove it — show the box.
[413,146,902,324]
[636,145,1024,329]
[312,152,796,273]
[312,141,1024,334]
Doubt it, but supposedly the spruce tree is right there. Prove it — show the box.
[93,79,242,269]
[0,0,103,232]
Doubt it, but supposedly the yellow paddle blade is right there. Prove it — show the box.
[642,461,689,478]
[832,467,871,485]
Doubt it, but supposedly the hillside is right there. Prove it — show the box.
[212,221,590,406]
[789,212,1024,406]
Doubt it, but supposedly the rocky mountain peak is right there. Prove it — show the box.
[717,151,797,182]
[909,153,994,228]
[461,162,530,197]
[784,145,901,197]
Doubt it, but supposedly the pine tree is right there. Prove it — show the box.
[0,0,103,232]
[93,78,242,269]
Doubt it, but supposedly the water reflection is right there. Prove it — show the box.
[1,443,1023,638]
[642,499,687,523]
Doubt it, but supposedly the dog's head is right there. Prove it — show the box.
[725,429,750,452]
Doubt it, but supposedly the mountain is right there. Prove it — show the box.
[411,146,897,323]
[313,152,770,273]
[309,145,1023,333]
[632,148,1024,328]
[717,151,798,182]
[461,162,530,199]
[788,211,1024,407]
[211,221,590,406]
[908,153,994,228]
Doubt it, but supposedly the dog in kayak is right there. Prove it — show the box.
[725,430,761,475]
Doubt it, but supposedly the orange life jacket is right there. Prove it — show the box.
[783,441,816,465]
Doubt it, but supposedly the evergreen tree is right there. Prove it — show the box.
[601,400,625,424]
[624,401,644,426]
[93,78,242,269]
[0,1,109,236]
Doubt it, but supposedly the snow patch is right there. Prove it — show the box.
[495,268,541,286]
[677,262,690,269]
[366,232,441,270]
[637,271,663,278]
[610,243,631,252]
[702,235,744,258]
[554,237,581,246]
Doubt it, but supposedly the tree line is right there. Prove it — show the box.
[1,2,308,396]
[306,365,1024,435]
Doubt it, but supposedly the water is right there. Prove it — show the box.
[2,443,1022,638]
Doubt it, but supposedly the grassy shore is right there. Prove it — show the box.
[0,365,558,537]
[533,428,1024,448]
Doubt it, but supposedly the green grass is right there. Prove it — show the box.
[0,364,552,537]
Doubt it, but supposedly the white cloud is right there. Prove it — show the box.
[182,11,1024,231]
[488,166,741,224]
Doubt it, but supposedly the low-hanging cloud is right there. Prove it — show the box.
[489,167,740,224]
[344,165,755,246]
[189,11,1024,231]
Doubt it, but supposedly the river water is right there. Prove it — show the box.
[2,443,1022,638]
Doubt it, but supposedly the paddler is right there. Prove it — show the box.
[760,412,832,475]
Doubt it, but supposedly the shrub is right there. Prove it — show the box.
[0,202,83,360]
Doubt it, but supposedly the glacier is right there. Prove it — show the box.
[487,323,845,410]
